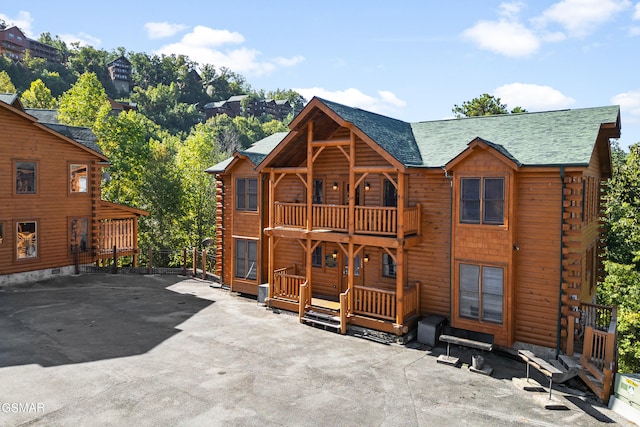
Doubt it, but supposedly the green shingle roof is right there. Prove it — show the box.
[410,106,620,167]
[207,99,619,173]
[205,131,288,173]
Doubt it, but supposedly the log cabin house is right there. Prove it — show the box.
[0,94,147,285]
[208,97,621,400]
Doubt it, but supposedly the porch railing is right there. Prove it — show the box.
[352,286,396,321]
[272,267,305,301]
[273,202,420,235]
[579,305,618,402]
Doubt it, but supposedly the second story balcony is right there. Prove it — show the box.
[273,202,421,236]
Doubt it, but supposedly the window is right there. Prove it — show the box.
[312,245,323,267]
[70,218,89,253]
[70,164,88,193]
[344,255,361,276]
[236,178,258,211]
[460,177,504,225]
[235,239,257,280]
[383,179,397,207]
[16,221,37,259]
[16,161,37,194]
[382,253,396,278]
[313,179,323,204]
[0,222,4,245]
[459,264,503,324]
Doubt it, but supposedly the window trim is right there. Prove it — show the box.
[382,253,396,278]
[382,178,398,207]
[69,217,89,253]
[311,245,323,268]
[16,220,38,260]
[459,176,505,226]
[457,262,504,325]
[69,162,89,194]
[15,160,38,195]
[312,178,324,204]
[235,177,259,212]
[234,238,258,281]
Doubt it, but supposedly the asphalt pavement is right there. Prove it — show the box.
[0,274,635,426]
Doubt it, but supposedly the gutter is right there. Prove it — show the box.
[556,166,565,358]
[443,167,453,321]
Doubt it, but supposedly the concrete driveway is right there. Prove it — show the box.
[0,275,634,426]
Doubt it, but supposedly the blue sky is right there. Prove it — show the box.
[3,0,640,149]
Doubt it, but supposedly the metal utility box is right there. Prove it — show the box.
[417,315,446,346]
[614,373,640,409]
[257,284,269,304]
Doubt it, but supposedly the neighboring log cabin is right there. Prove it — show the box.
[0,94,147,284]
[207,97,621,398]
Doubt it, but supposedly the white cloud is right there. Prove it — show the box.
[634,2,640,19]
[0,11,34,36]
[155,25,302,76]
[499,1,526,18]
[462,19,540,57]
[493,83,576,110]
[630,26,640,36]
[534,0,631,37]
[144,22,188,40]
[612,90,640,123]
[59,32,102,48]
[293,87,406,116]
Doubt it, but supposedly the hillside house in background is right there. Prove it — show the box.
[208,97,621,401]
[0,25,60,63]
[0,94,147,285]
[107,56,132,95]
[203,95,296,121]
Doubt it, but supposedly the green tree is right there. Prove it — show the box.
[0,70,16,93]
[601,141,640,373]
[20,79,56,108]
[58,72,110,128]
[452,93,526,118]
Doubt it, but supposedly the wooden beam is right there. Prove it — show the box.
[383,172,398,189]
[310,138,350,147]
[353,166,398,174]
[271,167,308,174]
[337,145,350,162]
[312,146,325,162]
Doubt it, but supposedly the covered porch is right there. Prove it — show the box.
[267,264,421,335]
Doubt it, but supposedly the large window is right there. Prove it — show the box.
[382,253,396,278]
[16,221,37,259]
[459,264,503,324]
[313,179,323,204]
[235,239,257,280]
[70,218,89,253]
[70,164,88,193]
[311,245,323,267]
[236,178,258,211]
[460,177,504,225]
[16,161,37,194]
[383,179,397,207]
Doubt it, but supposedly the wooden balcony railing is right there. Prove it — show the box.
[99,219,135,253]
[579,305,618,402]
[353,286,396,321]
[273,267,305,301]
[273,202,420,236]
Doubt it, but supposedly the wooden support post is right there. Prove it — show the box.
[416,281,421,317]
[112,245,118,274]
[348,130,356,235]
[396,246,405,328]
[347,242,354,306]
[193,247,197,276]
[306,122,313,232]
[202,248,208,279]
[305,238,312,298]
[566,315,575,356]
[183,248,187,276]
[398,173,405,240]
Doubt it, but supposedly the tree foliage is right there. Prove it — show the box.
[0,70,16,93]
[58,72,110,128]
[452,93,526,118]
[20,78,56,108]
[601,141,640,373]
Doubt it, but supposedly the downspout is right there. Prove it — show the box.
[556,166,565,358]
[260,174,267,284]
[443,167,453,322]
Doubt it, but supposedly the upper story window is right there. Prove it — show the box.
[460,177,504,225]
[17,221,37,259]
[313,179,323,204]
[16,161,37,194]
[70,164,88,193]
[383,179,397,207]
[236,177,258,211]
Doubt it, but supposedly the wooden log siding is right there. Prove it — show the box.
[99,219,135,252]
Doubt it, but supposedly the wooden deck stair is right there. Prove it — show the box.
[301,309,341,331]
